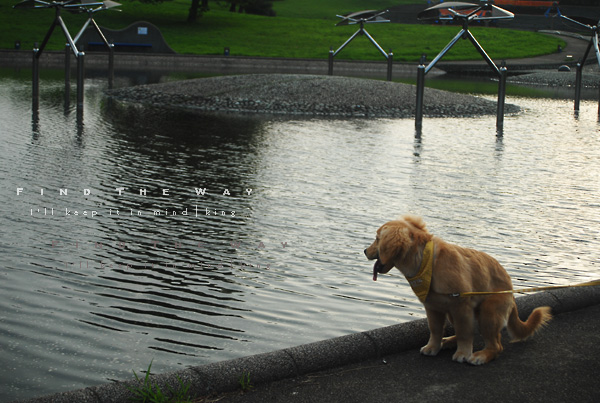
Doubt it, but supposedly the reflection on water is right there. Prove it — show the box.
[1,70,600,401]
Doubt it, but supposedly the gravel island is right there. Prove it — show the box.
[508,69,600,88]
[107,74,520,119]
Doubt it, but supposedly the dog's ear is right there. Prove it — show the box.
[403,215,428,232]
[378,225,411,265]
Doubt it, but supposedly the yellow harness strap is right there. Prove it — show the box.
[407,240,434,303]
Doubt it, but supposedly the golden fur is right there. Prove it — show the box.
[364,215,552,365]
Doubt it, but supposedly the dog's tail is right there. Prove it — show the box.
[507,302,552,342]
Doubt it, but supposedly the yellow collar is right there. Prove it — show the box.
[407,240,434,303]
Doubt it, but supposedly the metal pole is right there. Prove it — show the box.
[594,32,600,67]
[65,43,71,87]
[415,64,425,129]
[332,28,363,57]
[387,50,393,82]
[77,51,85,111]
[37,16,59,59]
[108,43,115,89]
[32,14,58,109]
[464,30,500,76]
[425,28,465,74]
[32,47,40,109]
[57,15,80,57]
[594,33,600,116]
[328,47,334,76]
[497,66,507,130]
[65,43,71,107]
[88,17,115,88]
[574,61,583,112]
[73,16,93,44]
[362,28,388,58]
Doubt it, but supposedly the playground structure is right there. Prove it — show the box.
[415,1,514,131]
[13,0,121,111]
[493,0,559,13]
[11,1,600,123]
[561,14,600,114]
[328,10,394,81]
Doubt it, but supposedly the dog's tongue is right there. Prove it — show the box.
[373,261,378,281]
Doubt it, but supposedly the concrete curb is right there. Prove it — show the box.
[0,50,421,79]
[20,281,600,402]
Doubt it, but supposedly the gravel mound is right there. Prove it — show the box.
[107,74,520,118]
[508,69,600,88]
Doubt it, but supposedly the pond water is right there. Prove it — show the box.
[1,69,599,401]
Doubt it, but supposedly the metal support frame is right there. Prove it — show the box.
[15,1,120,113]
[32,5,86,110]
[73,13,115,88]
[497,65,507,129]
[562,15,600,115]
[415,27,508,130]
[329,10,393,81]
[65,44,71,107]
[415,2,514,130]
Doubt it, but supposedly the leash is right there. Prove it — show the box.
[451,279,600,298]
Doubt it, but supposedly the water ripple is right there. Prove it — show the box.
[1,74,600,401]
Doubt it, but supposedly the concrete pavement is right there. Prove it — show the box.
[211,290,600,403]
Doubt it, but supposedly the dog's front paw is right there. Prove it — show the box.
[420,344,441,356]
[452,350,472,363]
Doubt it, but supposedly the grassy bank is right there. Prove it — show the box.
[1,0,564,62]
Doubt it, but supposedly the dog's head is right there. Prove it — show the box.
[364,215,430,280]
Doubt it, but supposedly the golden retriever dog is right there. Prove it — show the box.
[364,215,552,365]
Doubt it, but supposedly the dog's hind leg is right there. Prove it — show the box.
[441,314,457,349]
[469,295,510,365]
[420,308,446,356]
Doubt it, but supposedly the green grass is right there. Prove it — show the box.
[1,0,565,62]
[238,371,254,393]
[128,360,193,403]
